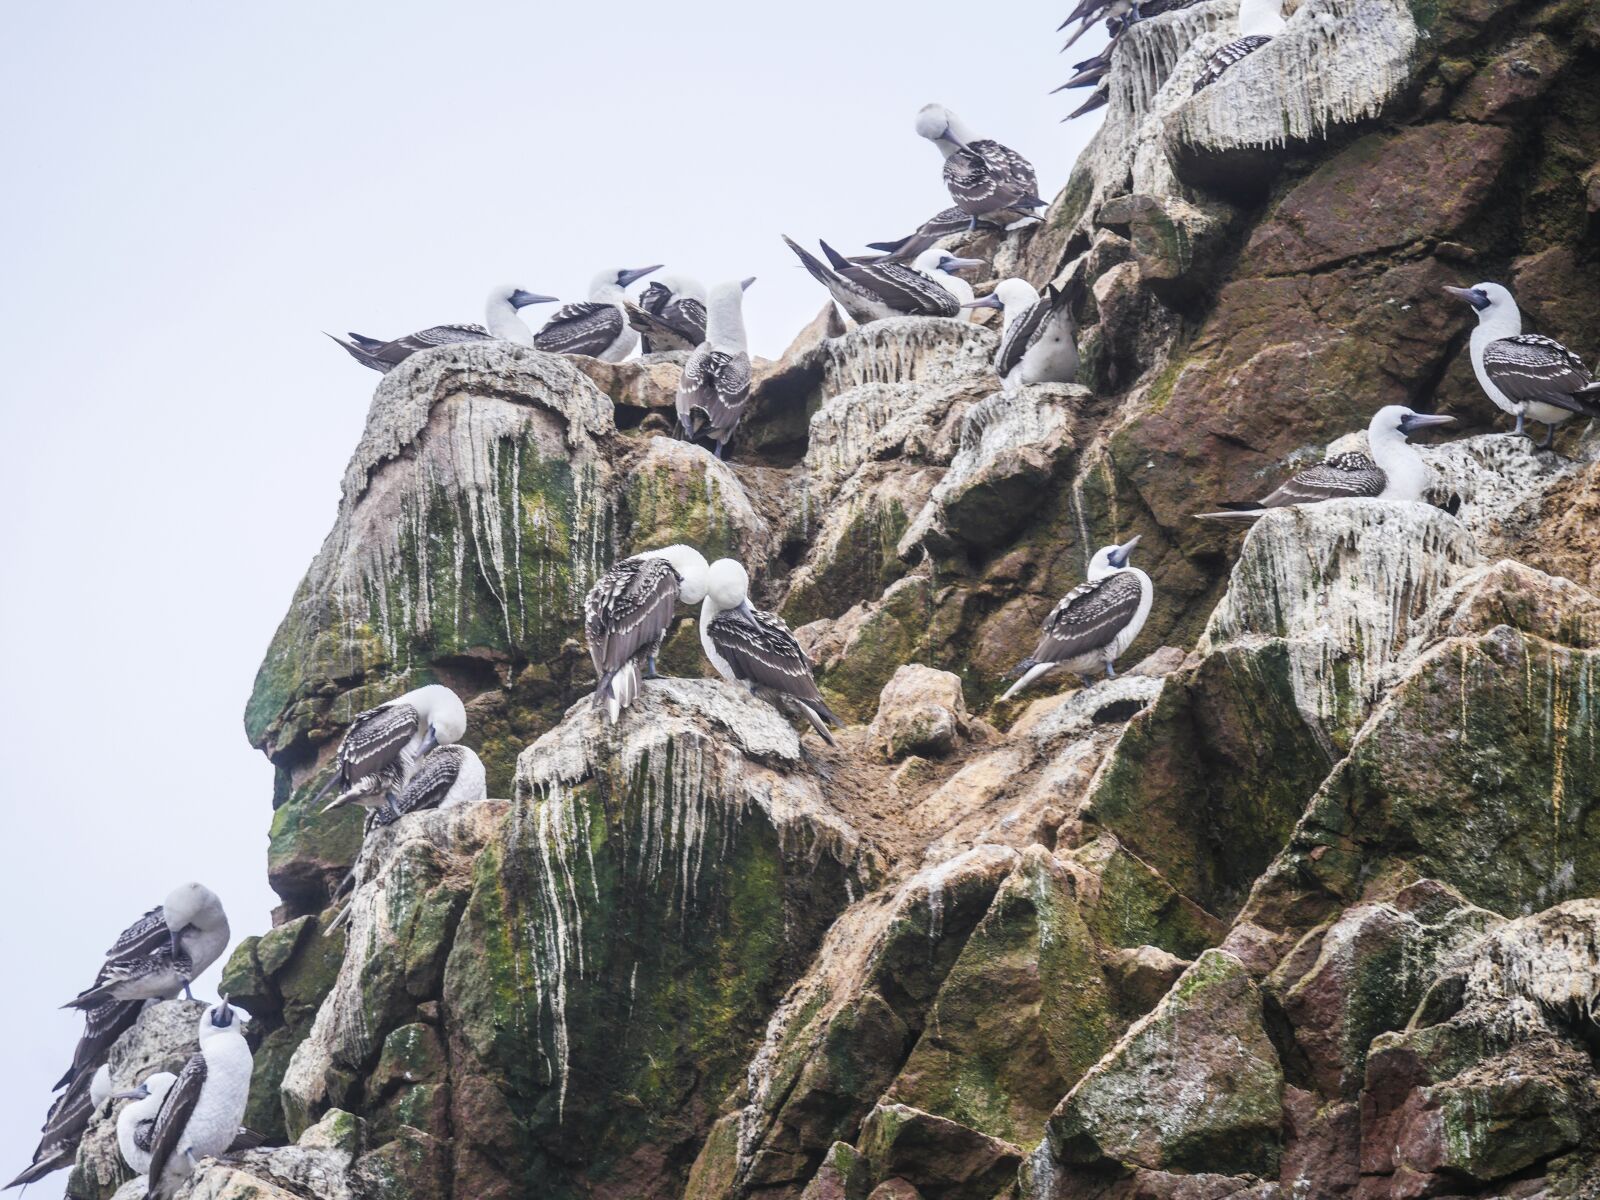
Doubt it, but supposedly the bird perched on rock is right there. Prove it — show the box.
[534,265,662,361]
[1002,537,1153,700]
[699,559,840,745]
[316,684,468,819]
[1195,406,1455,521]
[915,105,1045,228]
[328,285,558,372]
[115,1071,177,1176]
[964,278,1081,391]
[64,882,231,1011]
[676,278,756,459]
[5,1065,111,1188]
[626,274,708,353]
[142,1000,253,1200]
[1193,0,1285,91]
[364,744,487,830]
[861,207,974,263]
[1445,283,1600,447]
[585,545,712,723]
[783,236,978,324]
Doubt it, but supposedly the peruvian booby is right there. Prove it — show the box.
[1002,537,1153,700]
[329,286,558,372]
[627,275,709,353]
[142,1000,253,1200]
[367,744,488,830]
[316,684,468,817]
[862,207,975,263]
[65,883,231,1010]
[1445,283,1600,447]
[115,1071,178,1176]
[1194,406,1455,521]
[1193,0,1284,91]
[584,545,712,723]
[915,105,1045,227]
[783,236,977,324]
[965,278,1081,390]
[700,559,840,745]
[534,265,662,361]
[4,1065,112,1188]
[676,278,756,459]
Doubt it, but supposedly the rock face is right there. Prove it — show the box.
[173,0,1600,1196]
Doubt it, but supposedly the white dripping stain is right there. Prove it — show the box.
[820,317,996,394]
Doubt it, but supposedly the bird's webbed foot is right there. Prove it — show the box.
[1105,663,1118,681]
[645,653,659,679]
[1513,412,1527,437]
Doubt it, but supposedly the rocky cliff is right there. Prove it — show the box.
[66,0,1600,1194]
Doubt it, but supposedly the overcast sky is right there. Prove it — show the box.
[0,1,1101,1181]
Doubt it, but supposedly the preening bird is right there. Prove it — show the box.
[328,285,558,372]
[5,1065,112,1188]
[1445,283,1600,447]
[914,105,1045,227]
[626,274,709,353]
[862,206,974,263]
[366,744,487,830]
[584,545,712,723]
[783,236,977,324]
[64,883,231,1011]
[116,1071,178,1175]
[1001,537,1153,700]
[676,278,756,459]
[964,278,1081,390]
[316,684,468,819]
[1194,406,1455,521]
[534,265,662,361]
[141,1001,253,1200]
[1192,0,1285,91]
[699,559,840,746]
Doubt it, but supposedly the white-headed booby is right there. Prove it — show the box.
[1195,406,1455,521]
[584,545,712,723]
[783,236,977,325]
[115,1071,178,1176]
[1445,283,1600,447]
[677,279,756,459]
[534,266,662,361]
[142,1000,253,1200]
[64,883,231,1010]
[1193,0,1285,91]
[316,684,468,817]
[965,278,1081,390]
[329,286,558,372]
[627,274,708,353]
[4,1065,113,1188]
[1002,537,1153,699]
[699,559,840,745]
[914,105,1045,227]
[367,744,488,830]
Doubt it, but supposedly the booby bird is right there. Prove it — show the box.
[4,1065,112,1188]
[862,207,974,263]
[115,1071,177,1175]
[142,1000,253,1200]
[534,265,662,361]
[1001,537,1153,700]
[676,278,756,459]
[783,236,976,325]
[584,545,712,723]
[915,105,1045,227]
[626,274,708,353]
[1192,0,1285,91]
[365,744,487,830]
[699,559,840,745]
[316,684,468,818]
[329,286,559,372]
[64,883,231,1010]
[964,278,1081,390]
[1194,406,1455,521]
[1445,283,1600,447]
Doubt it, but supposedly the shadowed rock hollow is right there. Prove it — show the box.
[63,0,1600,1194]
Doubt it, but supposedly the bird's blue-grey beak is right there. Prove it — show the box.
[961,294,1005,311]
[212,997,234,1028]
[1399,412,1455,435]
[1442,285,1490,312]
[418,725,438,757]
[510,290,558,309]
[940,256,986,273]
[111,1085,150,1102]
[1107,534,1141,568]
[618,265,663,288]
[741,277,757,291]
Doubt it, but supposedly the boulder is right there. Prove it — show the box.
[867,666,971,761]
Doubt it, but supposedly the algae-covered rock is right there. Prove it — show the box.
[857,1103,1022,1200]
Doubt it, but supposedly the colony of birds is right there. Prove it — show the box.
[15,30,1600,1195]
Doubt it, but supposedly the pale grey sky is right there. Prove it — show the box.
[0,1,1102,1181]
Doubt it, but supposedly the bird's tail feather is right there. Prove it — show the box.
[800,702,838,748]
[325,332,383,371]
[782,235,840,289]
[818,240,853,271]
[1193,509,1267,523]
[7,1154,66,1189]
